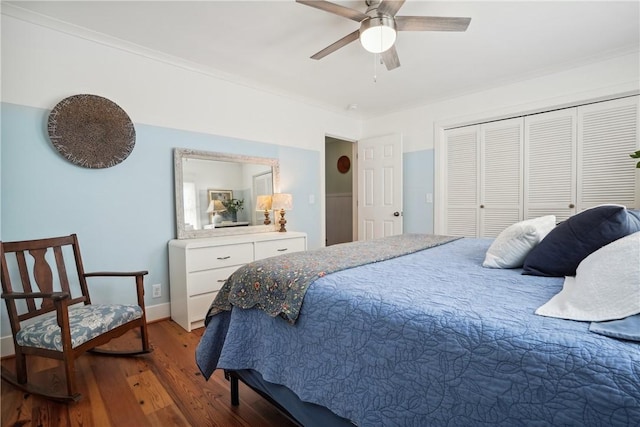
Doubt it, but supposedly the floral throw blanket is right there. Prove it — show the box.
[205,233,460,324]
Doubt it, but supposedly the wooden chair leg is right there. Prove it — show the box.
[15,350,27,385]
[63,357,77,399]
[140,325,150,352]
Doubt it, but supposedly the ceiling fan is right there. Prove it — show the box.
[296,0,471,70]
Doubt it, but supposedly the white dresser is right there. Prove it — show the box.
[168,231,307,332]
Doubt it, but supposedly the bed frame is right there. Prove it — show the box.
[224,369,354,427]
[225,370,302,426]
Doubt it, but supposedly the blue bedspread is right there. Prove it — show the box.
[206,234,458,323]
[196,237,640,426]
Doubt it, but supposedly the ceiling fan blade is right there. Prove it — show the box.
[311,30,360,60]
[377,0,405,17]
[296,0,368,23]
[395,16,471,32]
[381,45,401,70]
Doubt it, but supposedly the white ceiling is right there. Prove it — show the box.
[6,1,640,119]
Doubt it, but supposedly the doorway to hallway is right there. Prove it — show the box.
[325,136,355,246]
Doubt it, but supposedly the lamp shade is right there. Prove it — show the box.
[272,193,293,211]
[206,199,226,213]
[256,195,272,211]
[359,16,396,53]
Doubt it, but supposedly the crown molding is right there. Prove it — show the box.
[1,3,357,119]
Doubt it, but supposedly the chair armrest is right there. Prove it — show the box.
[2,291,73,332]
[84,271,148,278]
[1,291,70,301]
[83,271,148,311]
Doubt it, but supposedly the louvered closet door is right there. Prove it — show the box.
[524,109,577,222]
[480,118,524,237]
[444,126,479,237]
[577,96,639,210]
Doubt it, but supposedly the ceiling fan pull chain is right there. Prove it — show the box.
[373,53,377,83]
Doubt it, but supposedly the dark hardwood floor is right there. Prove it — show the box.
[1,320,298,427]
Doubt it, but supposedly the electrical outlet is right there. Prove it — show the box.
[152,284,161,298]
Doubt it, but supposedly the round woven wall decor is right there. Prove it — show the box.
[47,94,136,169]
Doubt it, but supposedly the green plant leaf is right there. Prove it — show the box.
[222,198,245,213]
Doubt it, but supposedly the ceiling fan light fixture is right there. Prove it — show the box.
[359,16,396,53]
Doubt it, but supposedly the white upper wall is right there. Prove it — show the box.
[3,9,637,157]
[1,13,362,151]
[363,51,640,152]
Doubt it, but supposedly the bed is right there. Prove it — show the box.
[196,207,640,426]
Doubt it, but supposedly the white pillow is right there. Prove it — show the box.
[535,231,640,322]
[483,215,556,268]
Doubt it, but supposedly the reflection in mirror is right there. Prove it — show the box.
[174,148,280,239]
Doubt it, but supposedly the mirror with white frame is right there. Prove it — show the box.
[174,148,280,239]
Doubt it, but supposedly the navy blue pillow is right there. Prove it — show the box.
[522,205,640,277]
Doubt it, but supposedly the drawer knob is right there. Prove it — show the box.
[217,256,231,260]
[277,248,288,252]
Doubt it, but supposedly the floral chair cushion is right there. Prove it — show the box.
[16,304,143,352]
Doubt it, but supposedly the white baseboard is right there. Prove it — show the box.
[1,336,14,359]
[146,302,171,323]
[0,302,171,358]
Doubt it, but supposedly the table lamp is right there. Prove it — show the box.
[256,195,273,225]
[206,199,226,225]
[271,193,293,232]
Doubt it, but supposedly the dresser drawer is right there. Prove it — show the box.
[188,292,216,325]
[187,243,253,272]
[169,232,307,332]
[255,237,306,260]
[188,265,241,296]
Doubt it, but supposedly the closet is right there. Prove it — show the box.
[441,96,639,237]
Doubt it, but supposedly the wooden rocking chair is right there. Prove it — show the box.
[0,234,152,402]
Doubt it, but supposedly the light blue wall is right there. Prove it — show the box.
[277,146,321,244]
[0,102,321,335]
[403,149,435,234]
[0,102,434,337]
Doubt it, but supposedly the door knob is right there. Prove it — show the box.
[393,212,400,217]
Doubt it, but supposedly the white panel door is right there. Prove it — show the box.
[357,134,403,240]
[577,96,639,210]
[480,118,524,237]
[444,126,480,237]
[524,109,577,222]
